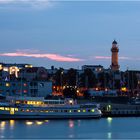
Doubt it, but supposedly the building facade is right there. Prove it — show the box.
[0,80,52,98]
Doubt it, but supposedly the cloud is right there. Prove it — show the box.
[0,0,53,9]
[0,50,83,62]
[94,56,139,60]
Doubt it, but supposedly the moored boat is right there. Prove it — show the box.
[0,96,102,119]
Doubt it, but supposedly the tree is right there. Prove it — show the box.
[66,68,77,86]
[53,68,65,86]
[99,72,110,88]
[79,68,97,88]
[63,87,77,99]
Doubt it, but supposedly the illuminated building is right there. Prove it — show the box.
[82,65,104,73]
[110,40,120,71]
[0,80,52,97]
[0,63,33,79]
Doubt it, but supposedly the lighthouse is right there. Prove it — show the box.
[110,40,120,71]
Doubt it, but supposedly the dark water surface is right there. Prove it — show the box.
[0,117,140,139]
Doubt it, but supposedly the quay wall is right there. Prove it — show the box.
[100,103,140,117]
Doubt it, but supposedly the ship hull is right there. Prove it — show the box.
[0,114,101,120]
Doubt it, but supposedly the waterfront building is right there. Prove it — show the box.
[19,67,48,81]
[110,40,120,71]
[0,64,52,98]
[0,63,32,79]
[82,65,104,73]
[0,80,52,97]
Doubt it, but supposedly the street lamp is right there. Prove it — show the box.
[60,71,63,94]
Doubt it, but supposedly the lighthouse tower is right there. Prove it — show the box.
[110,40,120,71]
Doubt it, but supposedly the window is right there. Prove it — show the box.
[0,107,4,110]
[24,83,27,87]
[6,83,10,87]
[23,90,27,93]
[77,110,81,112]
[5,107,9,111]
[40,83,44,87]
[83,110,86,112]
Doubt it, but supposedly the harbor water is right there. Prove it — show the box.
[0,117,140,139]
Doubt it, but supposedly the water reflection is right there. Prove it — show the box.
[107,117,113,127]
[0,121,6,139]
[36,121,43,125]
[107,132,112,139]
[69,120,74,128]
[0,118,139,139]
[26,121,33,126]
[10,120,15,129]
[0,121,6,130]
[78,120,81,127]
[45,120,49,122]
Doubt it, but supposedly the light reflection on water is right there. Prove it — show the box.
[0,118,140,139]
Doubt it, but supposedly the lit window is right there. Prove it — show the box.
[3,67,8,72]
[91,109,94,112]
[23,90,27,93]
[6,83,10,87]
[0,107,4,110]
[10,108,15,115]
[5,107,10,111]
[0,64,2,70]
[24,83,27,87]
[15,108,18,111]
[69,110,72,113]
[83,110,86,112]
[77,110,80,112]
[25,65,33,68]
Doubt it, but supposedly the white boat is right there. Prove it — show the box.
[0,96,102,119]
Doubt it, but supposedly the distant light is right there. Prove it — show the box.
[69,100,73,104]
[121,87,127,92]
[23,90,27,93]
[78,110,80,112]
[25,65,33,68]
[6,83,10,87]
[3,67,8,72]
[77,90,79,93]
[95,88,99,91]
[83,110,86,112]
[24,83,27,87]
[105,88,108,91]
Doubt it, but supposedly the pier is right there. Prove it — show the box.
[100,103,140,117]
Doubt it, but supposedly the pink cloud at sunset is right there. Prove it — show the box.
[95,56,131,60]
[0,51,83,62]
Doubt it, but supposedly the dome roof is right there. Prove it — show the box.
[112,40,117,44]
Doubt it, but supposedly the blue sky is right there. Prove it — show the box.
[0,1,140,70]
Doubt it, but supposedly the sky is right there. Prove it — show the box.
[0,0,140,70]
